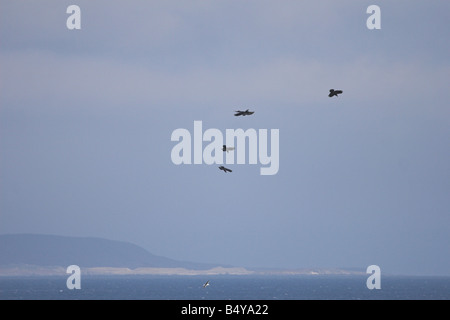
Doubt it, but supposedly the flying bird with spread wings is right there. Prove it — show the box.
[234,109,254,116]
[328,89,343,97]
[203,280,210,288]
[218,166,232,173]
[222,145,235,153]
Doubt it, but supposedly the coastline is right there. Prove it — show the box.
[0,265,366,277]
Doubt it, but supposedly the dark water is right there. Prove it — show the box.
[0,275,449,300]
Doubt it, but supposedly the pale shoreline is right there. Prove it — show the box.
[0,265,366,276]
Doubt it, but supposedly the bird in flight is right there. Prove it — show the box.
[234,109,254,116]
[218,166,232,173]
[203,280,210,288]
[222,145,235,153]
[328,89,343,97]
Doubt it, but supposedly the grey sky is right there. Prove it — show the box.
[1,1,449,275]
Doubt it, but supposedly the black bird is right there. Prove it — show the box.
[328,89,343,97]
[203,280,210,288]
[219,166,232,173]
[234,109,254,116]
[222,145,235,153]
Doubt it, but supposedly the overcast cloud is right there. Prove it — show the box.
[1,0,449,275]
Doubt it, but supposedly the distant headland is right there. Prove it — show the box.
[0,234,365,276]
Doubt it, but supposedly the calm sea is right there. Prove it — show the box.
[0,275,449,300]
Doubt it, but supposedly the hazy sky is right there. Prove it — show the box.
[1,0,449,275]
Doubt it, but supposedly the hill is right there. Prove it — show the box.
[0,234,366,276]
[0,234,217,270]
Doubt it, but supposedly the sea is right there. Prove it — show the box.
[1,274,449,300]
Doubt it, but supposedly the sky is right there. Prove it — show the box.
[0,0,449,276]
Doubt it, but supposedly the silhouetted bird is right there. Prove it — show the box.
[234,109,254,116]
[222,145,235,153]
[203,280,210,288]
[218,166,232,173]
[328,89,343,97]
